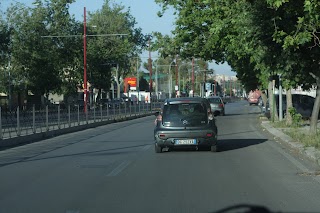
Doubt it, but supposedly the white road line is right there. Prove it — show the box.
[141,145,152,152]
[106,161,130,177]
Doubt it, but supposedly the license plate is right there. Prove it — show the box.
[175,139,197,145]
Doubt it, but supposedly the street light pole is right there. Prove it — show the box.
[83,7,88,113]
[148,37,152,103]
[192,57,195,97]
[136,57,139,103]
[168,60,176,98]
[175,55,178,96]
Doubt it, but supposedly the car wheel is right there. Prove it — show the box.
[155,143,162,153]
[210,145,217,152]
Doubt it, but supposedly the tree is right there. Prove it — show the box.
[6,0,80,99]
[266,0,320,133]
[155,0,319,132]
[87,0,146,99]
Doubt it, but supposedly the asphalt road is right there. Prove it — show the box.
[1,100,320,213]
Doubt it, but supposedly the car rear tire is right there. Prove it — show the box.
[210,145,217,152]
[155,143,162,153]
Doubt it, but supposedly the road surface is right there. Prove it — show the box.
[1,100,320,213]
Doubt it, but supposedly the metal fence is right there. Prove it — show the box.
[0,102,161,140]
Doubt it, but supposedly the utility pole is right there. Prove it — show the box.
[192,57,195,97]
[229,79,232,97]
[136,57,139,103]
[148,37,152,102]
[83,7,88,113]
[214,80,217,96]
[175,55,178,97]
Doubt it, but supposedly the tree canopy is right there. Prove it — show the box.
[0,0,146,100]
[154,0,320,132]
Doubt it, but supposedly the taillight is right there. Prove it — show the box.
[159,134,166,139]
[206,133,213,137]
[219,103,224,107]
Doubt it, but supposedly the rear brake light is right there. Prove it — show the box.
[219,104,224,107]
[206,133,213,137]
[159,134,166,139]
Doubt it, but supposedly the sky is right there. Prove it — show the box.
[1,0,235,76]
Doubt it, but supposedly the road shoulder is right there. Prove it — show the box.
[260,119,320,166]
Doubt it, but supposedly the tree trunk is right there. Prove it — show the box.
[286,89,293,126]
[268,80,278,122]
[309,74,320,134]
[261,90,268,108]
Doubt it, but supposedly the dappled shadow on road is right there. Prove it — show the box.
[0,143,150,167]
[223,112,262,117]
[218,138,267,152]
[218,130,256,137]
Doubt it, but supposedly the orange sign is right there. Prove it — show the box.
[125,77,137,87]
[124,77,137,92]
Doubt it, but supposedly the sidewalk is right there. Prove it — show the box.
[260,118,320,166]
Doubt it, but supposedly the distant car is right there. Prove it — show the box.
[207,96,225,116]
[248,90,261,105]
[154,97,218,153]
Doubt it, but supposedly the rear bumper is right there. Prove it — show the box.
[154,130,217,148]
[248,99,259,104]
[212,108,224,115]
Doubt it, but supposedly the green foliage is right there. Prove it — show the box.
[288,107,303,127]
[87,0,146,92]
[0,0,145,98]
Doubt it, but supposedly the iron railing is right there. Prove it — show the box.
[0,101,161,140]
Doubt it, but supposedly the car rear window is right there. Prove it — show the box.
[162,103,208,127]
[208,98,222,104]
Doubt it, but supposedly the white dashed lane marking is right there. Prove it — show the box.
[106,161,130,177]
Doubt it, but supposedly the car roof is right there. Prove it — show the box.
[164,97,209,105]
[207,96,221,99]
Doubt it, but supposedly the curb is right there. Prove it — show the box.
[0,112,154,149]
[261,120,320,166]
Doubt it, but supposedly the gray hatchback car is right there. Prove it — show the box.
[154,97,218,153]
[207,96,225,116]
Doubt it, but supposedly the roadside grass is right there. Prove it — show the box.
[285,130,320,150]
[271,120,288,128]
[270,119,320,150]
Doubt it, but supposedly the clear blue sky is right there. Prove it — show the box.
[1,0,235,76]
